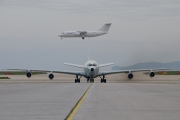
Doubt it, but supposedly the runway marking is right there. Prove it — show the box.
[66,83,93,120]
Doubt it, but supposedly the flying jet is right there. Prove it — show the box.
[7,60,169,83]
[59,23,111,39]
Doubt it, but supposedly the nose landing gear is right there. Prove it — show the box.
[90,78,94,83]
[87,77,94,83]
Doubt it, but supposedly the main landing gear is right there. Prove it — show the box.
[99,75,106,83]
[75,75,82,83]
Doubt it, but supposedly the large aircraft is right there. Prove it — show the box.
[8,60,169,83]
[59,23,111,39]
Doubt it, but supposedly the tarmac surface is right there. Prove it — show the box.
[74,83,180,120]
[0,73,180,120]
[0,83,90,120]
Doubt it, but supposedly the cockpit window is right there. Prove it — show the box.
[88,64,92,66]
[93,63,97,66]
[88,63,97,66]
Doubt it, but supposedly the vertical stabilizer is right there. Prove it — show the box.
[99,23,111,33]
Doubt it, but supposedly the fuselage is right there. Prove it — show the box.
[59,31,107,38]
[83,60,99,78]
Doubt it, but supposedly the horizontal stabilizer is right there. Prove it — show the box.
[99,63,114,67]
[64,63,84,68]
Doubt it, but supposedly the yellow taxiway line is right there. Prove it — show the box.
[66,83,93,120]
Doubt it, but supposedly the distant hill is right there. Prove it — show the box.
[112,61,180,70]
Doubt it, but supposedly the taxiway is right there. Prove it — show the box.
[0,73,180,120]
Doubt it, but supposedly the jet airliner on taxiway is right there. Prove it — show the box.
[59,23,111,39]
[7,60,169,83]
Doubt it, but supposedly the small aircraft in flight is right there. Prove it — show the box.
[59,23,111,39]
[7,60,169,83]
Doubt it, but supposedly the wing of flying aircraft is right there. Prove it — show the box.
[77,31,87,35]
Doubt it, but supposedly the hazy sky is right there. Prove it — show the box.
[0,0,180,70]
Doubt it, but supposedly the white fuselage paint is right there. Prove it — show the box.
[83,60,99,78]
[59,31,107,38]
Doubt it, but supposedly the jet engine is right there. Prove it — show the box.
[49,73,54,80]
[149,72,155,78]
[26,72,32,78]
[128,73,133,79]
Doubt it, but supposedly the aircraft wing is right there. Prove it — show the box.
[98,68,170,76]
[7,69,86,76]
[77,31,87,35]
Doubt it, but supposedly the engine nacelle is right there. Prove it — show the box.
[49,73,54,80]
[128,73,133,79]
[26,72,32,78]
[149,72,155,78]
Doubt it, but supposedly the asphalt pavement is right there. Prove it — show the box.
[0,74,180,120]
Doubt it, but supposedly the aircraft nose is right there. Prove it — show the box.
[59,32,63,37]
[91,68,94,71]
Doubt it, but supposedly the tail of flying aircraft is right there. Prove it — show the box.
[99,23,111,33]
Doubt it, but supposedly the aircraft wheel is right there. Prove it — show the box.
[101,79,103,83]
[78,79,80,83]
[75,79,77,83]
[104,79,106,83]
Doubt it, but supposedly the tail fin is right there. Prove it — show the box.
[99,23,111,33]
